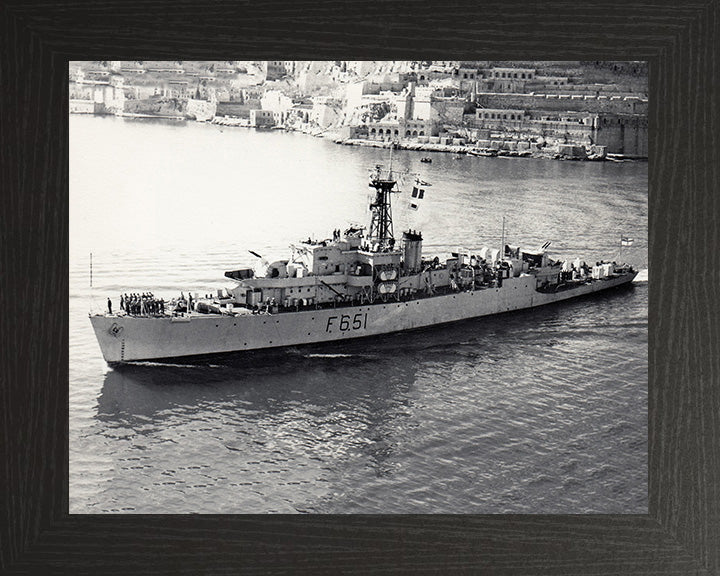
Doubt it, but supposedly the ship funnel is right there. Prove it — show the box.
[403,230,423,273]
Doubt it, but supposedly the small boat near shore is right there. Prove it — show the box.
[469,148,498,157]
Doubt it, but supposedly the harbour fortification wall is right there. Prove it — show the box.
[476,92,647,115]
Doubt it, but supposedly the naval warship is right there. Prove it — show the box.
[90,164,637,364]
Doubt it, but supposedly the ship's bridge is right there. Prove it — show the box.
[293,235,364,277]
[354,249,402,273]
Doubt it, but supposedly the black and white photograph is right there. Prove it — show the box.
[69,60,648,514]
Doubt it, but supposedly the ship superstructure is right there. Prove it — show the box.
[90,163,637,363]
[224,165,436,311]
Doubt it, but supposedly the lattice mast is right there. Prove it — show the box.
[367,163,399,251]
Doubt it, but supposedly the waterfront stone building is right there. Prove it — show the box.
[249,109,274,127]
[468,104,647,156]
[69,71,125,115]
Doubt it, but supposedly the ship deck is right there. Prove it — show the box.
[101,274,624,321]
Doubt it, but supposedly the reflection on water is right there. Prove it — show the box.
[70,116,647,514]
[87,285,646,514]
[96,285,636,422]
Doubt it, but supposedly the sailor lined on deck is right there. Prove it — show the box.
[120,292,165,316]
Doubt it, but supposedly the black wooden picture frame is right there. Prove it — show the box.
[2,1,718,574]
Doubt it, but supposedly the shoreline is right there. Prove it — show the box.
[70,110,647,163]
[328,136,647,163]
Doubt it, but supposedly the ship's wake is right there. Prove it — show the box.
[127,361,225,369]
[633,268,649,283]
[303,353,357,359]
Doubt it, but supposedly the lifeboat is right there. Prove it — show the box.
[377,282,397,294]
[378,268,398,281]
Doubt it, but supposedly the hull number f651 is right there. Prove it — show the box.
[326,313,368,333]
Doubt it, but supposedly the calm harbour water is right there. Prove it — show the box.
[70,115,648,514]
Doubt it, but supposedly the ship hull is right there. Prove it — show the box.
[90,272,637,363]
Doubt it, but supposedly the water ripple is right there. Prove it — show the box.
[69,116,647,514]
